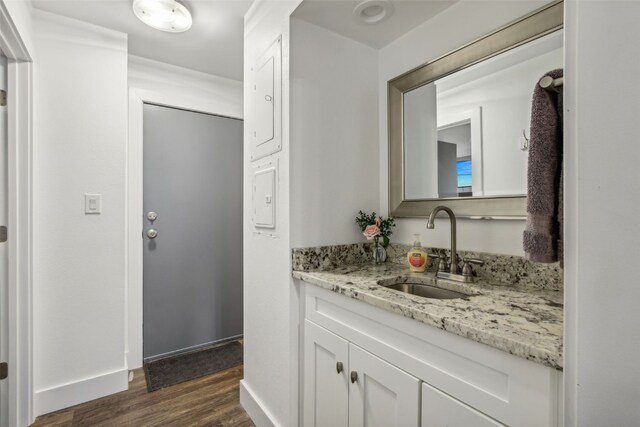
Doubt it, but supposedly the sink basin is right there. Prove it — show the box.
[384,283,468,300]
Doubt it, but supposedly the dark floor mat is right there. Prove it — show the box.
[143,341,243,392]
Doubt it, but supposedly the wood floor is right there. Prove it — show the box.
[31,365,254,427]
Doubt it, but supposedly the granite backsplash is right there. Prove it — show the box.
[292,242,562,291]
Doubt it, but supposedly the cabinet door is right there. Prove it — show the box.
[304,320,349,427]
[348,344,420,427]
[421,383,505,427]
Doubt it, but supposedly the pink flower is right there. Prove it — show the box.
[363,224,380,240]
[375,217,382,227]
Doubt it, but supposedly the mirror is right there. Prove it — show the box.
[389,1,563,218]
[403,31,563,201]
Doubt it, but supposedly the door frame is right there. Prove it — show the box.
[0,3,34,426]
[127,85,243,369]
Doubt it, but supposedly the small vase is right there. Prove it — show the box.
[372,236,387,265]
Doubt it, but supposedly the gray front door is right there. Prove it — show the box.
[143,104,243,361]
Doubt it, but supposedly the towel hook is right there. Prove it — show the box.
[521,129,529,151]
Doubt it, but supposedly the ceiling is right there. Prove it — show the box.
[31,0,459,80]
[292,0,458,49]
[31,0,253,81]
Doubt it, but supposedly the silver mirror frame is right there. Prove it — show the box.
[388,0,563,218]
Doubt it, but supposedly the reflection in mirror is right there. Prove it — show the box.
[438,121,472,197]
[403,30,563,201]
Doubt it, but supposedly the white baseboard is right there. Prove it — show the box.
[34,368,129,416]
[240,380,280,427]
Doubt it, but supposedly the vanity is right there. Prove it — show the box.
[292,2,565,426]
[293,247,563,427]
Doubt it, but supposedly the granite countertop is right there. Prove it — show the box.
[293,262,563,370]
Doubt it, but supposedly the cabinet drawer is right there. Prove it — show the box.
[422,382,505,427]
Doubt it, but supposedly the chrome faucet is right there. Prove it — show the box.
[427,206,458,274]
[427,206,483,283]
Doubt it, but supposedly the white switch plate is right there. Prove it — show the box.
[85,194,102,214]
[253,167,276,228]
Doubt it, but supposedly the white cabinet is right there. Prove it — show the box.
[304,320,349,427]
[349,344,420,427]
[301,284,562,427]
[422,383,504,427]
[304,321,420,427]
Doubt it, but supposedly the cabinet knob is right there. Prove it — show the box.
[350,371,358,383]
[336,362,343,374]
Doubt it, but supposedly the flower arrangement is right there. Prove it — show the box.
[355,211,396,247]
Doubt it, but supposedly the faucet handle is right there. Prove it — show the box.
[462,258,484,279]
[429,253,448,273]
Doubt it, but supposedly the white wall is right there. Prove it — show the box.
[241,1,302,426]
[128,55,243,118]
[1,2,34,424]
[403,83,438,200]
[126,55,242,369]
[564,0,640,424]
[438,124,470,158]
[242,11,379,426]
[290,18,379,247]
[32,11,129,415]
[378,0,549,256]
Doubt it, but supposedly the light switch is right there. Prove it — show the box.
[85,194,102,214]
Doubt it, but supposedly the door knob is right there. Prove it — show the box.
[146,229,158,239]
[350,371,358,383]
[336,362,343,374]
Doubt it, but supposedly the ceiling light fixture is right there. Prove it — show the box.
[352,0,394,25]
[133,0,192,33]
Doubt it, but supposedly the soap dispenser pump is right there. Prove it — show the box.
[407,234,428,273]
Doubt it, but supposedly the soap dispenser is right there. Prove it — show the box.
[407,234,428,273]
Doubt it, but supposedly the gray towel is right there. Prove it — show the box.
[523,69,563,264]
